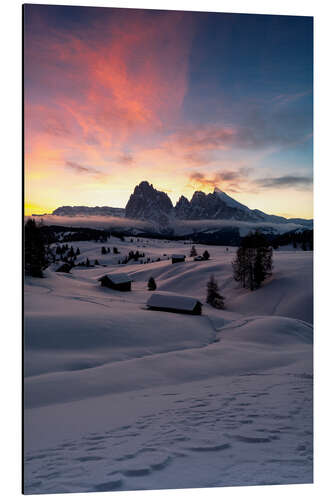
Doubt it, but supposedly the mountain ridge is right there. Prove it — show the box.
[50,181,313,228]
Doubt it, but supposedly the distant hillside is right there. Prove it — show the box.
[52,206,125,217]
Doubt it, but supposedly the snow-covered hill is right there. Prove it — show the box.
[24,236,313,493]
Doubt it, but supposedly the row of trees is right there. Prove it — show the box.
[232,231,273,291]
[205,231,273,309]
[271,229,313,251]
[189,245,210,260]
[101,246,121,255]
[24,219,46,277]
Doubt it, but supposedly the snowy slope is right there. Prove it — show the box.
[24,237,313,493]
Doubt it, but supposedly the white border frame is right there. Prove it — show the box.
[1,1,332,499]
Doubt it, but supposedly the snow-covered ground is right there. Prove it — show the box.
[24,237,313,494]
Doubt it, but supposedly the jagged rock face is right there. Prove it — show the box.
[178,191,261,221]
[125,181,173,225]
[126,182,263,225]
[175,195,191,219]
[51,182,312,231]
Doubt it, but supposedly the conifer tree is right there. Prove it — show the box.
[206,275,225,309]
[148,277,157,291]
[203,250,210,260]
[24,219,46,277]
[190,245,197,257]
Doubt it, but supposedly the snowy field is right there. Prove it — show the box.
[24,237,313,494]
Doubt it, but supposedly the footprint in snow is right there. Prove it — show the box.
[123,465,151,477]
[186,442,231,452]
[75,456,104,462]
[93,475,123,491]
[232,434,272,444]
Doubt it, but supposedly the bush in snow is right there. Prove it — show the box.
[203,250,210,260]
[148,277,157,291]
[206,275,225,309]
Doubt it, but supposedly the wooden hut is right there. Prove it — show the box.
[171,254,186,264]
[146,292,202,315]
[98,273,132,291]
[55,262,72,273]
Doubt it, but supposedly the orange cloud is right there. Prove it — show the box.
[187,168,253,194]
[24,10,197,211]
[26,11,194,149]
[162,125,236,164]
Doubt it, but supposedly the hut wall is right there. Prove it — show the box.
[100,277,131,291]
[148,304,201,315]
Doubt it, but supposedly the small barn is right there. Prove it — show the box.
[98,273,132,291]
[171,254,186,264]
[146,292,202,315]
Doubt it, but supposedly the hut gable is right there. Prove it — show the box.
[147,292,202,315]
[55,262,72,273]
[171,254,186,264]
[98,273,132,291]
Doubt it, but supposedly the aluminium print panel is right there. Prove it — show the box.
[23,3,313,495]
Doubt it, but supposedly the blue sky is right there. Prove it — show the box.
[24,5,313,217]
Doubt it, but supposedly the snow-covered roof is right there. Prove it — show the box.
[102,273,131,284]
[171,254,186,259]
[147,292,201,311]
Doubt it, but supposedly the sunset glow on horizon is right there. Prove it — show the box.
[24,5,313,219]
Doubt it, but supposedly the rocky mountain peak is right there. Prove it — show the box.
[125,181,173,226]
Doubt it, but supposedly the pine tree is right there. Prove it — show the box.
[86,257,90,267]
[190,245,197,257]
[148,277,157,291]
[203,250,210,260]
[76,247,80,255]
[232,230,273,290]
[232,246,248,288]
[94,259,100,265]
[206,275,225,309]
[101,246,107,255]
